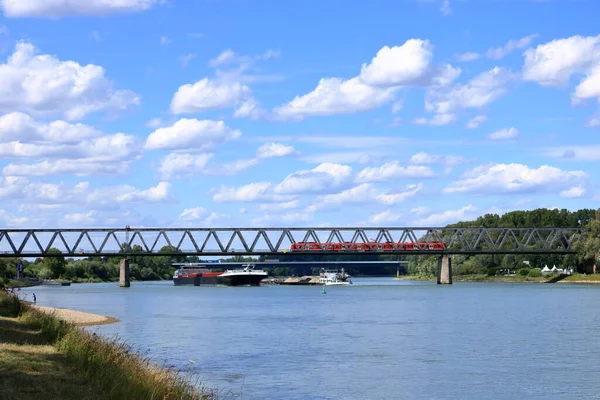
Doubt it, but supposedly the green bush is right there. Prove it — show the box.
[528,269,542,277]
[517,268,530,276]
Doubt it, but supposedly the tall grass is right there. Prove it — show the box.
[1,293,223,400]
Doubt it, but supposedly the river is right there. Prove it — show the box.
[18,278,600,399]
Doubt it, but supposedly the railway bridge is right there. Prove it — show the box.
[0,226,585,285]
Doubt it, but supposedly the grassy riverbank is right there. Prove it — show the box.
[0,293,220,400]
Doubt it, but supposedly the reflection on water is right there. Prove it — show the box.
[20,278,600,400]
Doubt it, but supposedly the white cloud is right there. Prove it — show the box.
[307,183,422,212]
[273,77,396,119]
[170,78,257,116]
[456,52,481,62]
[424,67,512,117]
[414,205,477,226]
[208,49,280,69]
[160,35,170,46]
[274,163,353,194]
[3,159,130,177]
[0,178,172,209]
[212,182,272,202]
[1,0,160,17]
[357,161,436,182]
[64,210,96,224]
[359,39,434,87]
[0,209,28,226]
[523,35,600,87]
[158,153,259,179]
[488,127,520,140]
[456,35,539,62]
[180,207,207,221]
[368,210,401,224]
[409,152,469,167]
[572,65,600,103]
[466,115,487,128]
[486,34,539,60]
[444,163,588,195]
[115,182,172,203]
[273,39,460,120]
[145,119,241,151]
[413,113,456,126]
[559,186,585,198]
[0,113,141,176]
[256,142,295,159]
[0,42,139,120]
[145,118,164,129]
[158,153,213,179]
[587,113,600,127]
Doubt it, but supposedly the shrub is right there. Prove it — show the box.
[517,268,530,276]
[528,269,542,277]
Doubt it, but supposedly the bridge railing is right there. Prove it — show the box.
[0,227,585,257]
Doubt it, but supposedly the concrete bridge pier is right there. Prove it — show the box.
[437,255,452,285]
[119,258,130,287]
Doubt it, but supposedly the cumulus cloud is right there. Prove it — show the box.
[356,161,436,182]
[523,35,600,87]
[444,163,588,195]
[212,182,277,202]
[0,178,172,209]
[488,127,520,140]
[542,145,600,161]
[423,67,513,122]
[145,119,241,151]
[274,163,353,194]
[466,115,487,129]
[368,210,401,224]
[273,39,460,119]
[457,34,539,62]
[170,78,258,116]
[409,152,469,167]
[0,113,141,176]
[1,0,160,18]
[256,142,296,158]
[309,183,423,211]
[0,42,139,120]
[158,153,259,179]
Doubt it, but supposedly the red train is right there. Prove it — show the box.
[289,242,447,251]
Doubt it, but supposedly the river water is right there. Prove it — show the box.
[18,279,600,399]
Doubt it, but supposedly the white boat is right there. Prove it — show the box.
[218,264,268,286]
[319,268,352,286]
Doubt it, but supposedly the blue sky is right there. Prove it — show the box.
[0,0,599,229]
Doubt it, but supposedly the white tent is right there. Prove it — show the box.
[541,266,551,272]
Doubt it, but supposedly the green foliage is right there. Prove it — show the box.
[517,268,530,276]
[574,209,600,269]
[44,248,66,278]
[528,269,542,277]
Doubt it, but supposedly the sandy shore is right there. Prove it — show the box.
[31,305,119,327]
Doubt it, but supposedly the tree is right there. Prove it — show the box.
[574,209,600,272]
[44,248,66,278]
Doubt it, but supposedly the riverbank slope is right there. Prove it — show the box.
[0,293,215,400]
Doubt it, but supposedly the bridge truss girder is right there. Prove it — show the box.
[0,227,584,258]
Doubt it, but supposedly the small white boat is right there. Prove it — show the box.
[319,268,352,286]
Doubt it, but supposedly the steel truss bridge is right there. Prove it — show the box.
[0,227,584,258]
